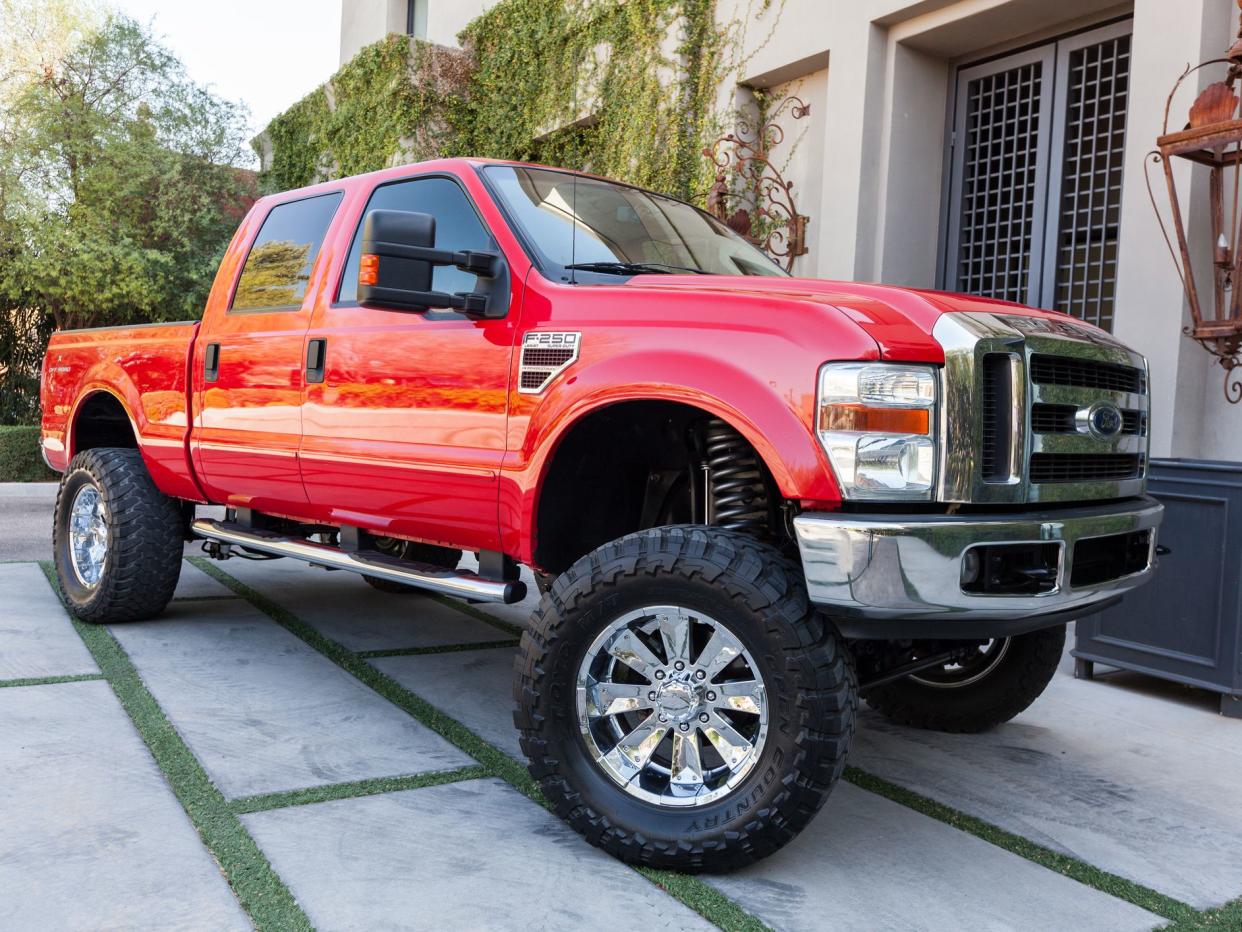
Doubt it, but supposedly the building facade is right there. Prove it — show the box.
[332,0,1240,461]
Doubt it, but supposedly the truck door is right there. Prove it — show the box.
[192,191,343,513]
[298,173,518,553]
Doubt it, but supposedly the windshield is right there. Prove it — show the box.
[481,164,787,280]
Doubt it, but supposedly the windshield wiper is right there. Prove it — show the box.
[565,261,707,276]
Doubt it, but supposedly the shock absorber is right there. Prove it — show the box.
[702,418,771,536]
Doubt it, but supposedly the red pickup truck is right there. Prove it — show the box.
[41,157,1162,870]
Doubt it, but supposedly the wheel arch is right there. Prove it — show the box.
[521,384,837,572]
[68,387,140,457]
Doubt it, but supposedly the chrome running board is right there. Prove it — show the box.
[190,519,527,604]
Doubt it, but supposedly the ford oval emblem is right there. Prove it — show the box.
[1077,402,1124,440]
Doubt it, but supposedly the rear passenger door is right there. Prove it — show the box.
[193,192,342,513]
[298,173,518,553]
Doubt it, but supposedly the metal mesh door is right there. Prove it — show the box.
[947,48,1054,306]
[1044,26,1132,330]
[944,21,1133,328]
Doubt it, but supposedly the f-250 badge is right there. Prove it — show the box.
[519,332,581,394]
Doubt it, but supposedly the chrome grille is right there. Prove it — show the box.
[935,312,1150,504]
[1030,354,1143,392]
[1030,403,1145,436]
[980,354,1014,481]
[1029,453,1143,483]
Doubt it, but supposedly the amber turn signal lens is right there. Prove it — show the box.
[359,253,379,286]
[818,403,930,435]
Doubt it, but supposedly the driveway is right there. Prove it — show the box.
[2,485,1239,930]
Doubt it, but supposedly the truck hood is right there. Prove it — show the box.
[624,275,1085,363]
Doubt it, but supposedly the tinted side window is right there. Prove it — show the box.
[231,192,343,312]
[338,176,492,304]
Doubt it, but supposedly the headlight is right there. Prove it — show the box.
[816,362,938,500]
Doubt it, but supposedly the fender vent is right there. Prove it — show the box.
[519,332,580,394]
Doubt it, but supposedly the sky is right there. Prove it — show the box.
[110,0,342,159]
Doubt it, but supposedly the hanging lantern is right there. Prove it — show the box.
[1147,0,1242,402]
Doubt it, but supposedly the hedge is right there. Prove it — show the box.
[0,425,57,482]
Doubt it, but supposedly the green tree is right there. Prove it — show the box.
[0,9,255,422]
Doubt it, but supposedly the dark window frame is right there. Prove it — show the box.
[406,0,427,39]
[226,190,345,315]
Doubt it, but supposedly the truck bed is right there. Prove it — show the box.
[40,321,203,501]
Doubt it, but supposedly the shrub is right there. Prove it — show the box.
[0,425,56,482]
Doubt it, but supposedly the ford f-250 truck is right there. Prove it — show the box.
[41,157,1163,870]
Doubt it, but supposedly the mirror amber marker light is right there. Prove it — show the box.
[359,253,379,286]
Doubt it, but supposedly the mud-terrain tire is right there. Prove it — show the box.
[864,625,1066,733]
[53,448,183,623]
[514,525,857,871]
[362,540,462,593]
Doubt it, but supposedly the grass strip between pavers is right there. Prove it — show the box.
[1166,895,1242,931]
[0,672,105,689]
[37,562,313,932]
[843,766,1201,925]
[356,638,520,659]
[189,555,770,932]
[230,765,490,815]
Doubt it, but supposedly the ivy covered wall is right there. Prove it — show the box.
[256,37,472,190]
[255,0,725,202]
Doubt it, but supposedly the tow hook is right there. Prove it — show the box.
[202,540,233,560]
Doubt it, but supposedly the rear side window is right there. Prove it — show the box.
[337,176,492,304]
[231,192,343,312]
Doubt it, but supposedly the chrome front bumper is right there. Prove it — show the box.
[794,497,1163,639]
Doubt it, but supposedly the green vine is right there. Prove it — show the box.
[259,36,472,191]
[257,0,733,203]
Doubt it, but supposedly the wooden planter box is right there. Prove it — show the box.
[1073,459,1242,718]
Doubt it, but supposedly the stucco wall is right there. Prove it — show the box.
[340,0,406,65]
[339,0,496,62]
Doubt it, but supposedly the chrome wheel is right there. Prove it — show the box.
[909,638,1011,689]
[576,605,769,808]
[68,483,109,589]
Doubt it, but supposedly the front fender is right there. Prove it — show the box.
[500,348,850,562]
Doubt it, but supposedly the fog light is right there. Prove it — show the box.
[960,548,981,587]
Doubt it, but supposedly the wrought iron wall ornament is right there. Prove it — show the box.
[704,95,811,273]
[1145,0,1242,403]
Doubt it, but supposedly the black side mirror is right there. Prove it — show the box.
[357,209,509,318]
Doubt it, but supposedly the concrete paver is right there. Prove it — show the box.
[371,646,522,757]
[706,780,1160,932]
[207,556,512,651]
[371,644,1166,929]
[851,669,1242,908]
[0,680,248,931]
[0,563,98,681]
[107,598,473,798]
[172,558,240,600]
[0,482,56,562]
[242,777,714,931]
